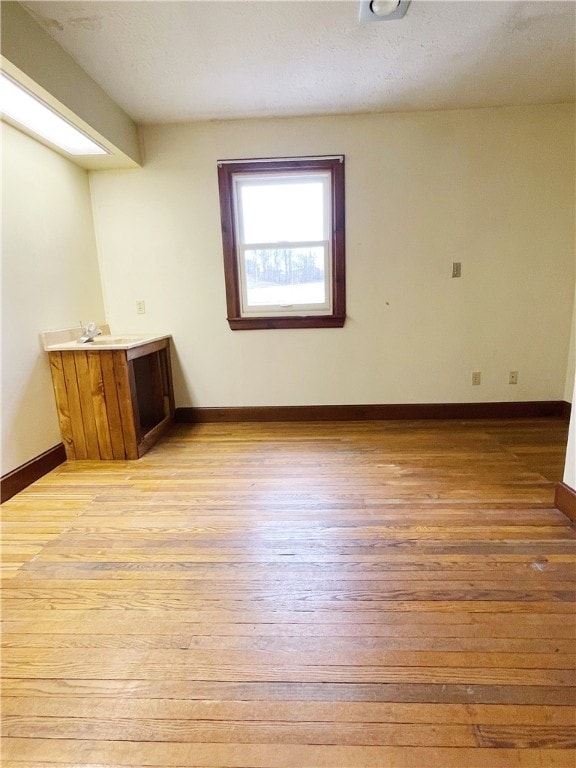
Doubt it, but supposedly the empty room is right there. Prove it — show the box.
[1,1,575,766]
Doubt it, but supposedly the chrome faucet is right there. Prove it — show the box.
[78,321,102,343]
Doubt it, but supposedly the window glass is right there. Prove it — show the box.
[242,246,328,310]
[238,178,326,243]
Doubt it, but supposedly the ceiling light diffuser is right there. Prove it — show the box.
[0,73,108,156]
[371,1,401,16]
[359,0,411,22]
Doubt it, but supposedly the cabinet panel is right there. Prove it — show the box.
[48,340,174,461]
[113,352,139,459]
[61,353,88,459]
[99,351,127,460]
[48,352,75,460]
[74,351,100,458]
[87,351,114,460]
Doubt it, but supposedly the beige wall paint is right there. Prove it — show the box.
[563,278,576,489]
[565,377,576,489]
[565,284,576,403]
[1,122,106,475]
[1,2,141,168]
[90,104,575,410]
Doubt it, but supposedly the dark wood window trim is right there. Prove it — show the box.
[217,156,346,330]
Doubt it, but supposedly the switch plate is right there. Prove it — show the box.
[452,262,462,278]
[136,300,146,314]
[472,371,481,386]
[509,370,518,385]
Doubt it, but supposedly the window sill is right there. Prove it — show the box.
[227,315,346,330]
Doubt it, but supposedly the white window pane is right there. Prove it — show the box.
[244,247,326,307]
[239,181,325,243]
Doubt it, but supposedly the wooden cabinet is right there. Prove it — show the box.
[48,338,175,460]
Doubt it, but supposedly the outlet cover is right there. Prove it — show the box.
[509,371,518,385]
[452,262,462,278]
[472,371,481,385]
[136,300,146,314]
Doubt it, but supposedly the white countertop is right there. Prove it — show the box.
[42,325,171,351]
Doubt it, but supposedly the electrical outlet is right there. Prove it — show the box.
[472,371,481,386]
[136,300,146,315]
[509,370,518,385]
[452,262,462,278]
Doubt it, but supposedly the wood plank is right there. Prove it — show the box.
[3,697,574,725]
[163,344,175,417]
[2,739,575,767]
[3,678,575,705]
[6,566,575,583]
[126,349,142,444]
[1,715,479,745]
[5,576,574,592]
[2,584,574,605]
[32,525,576,541]
[2,657,573,686]
[112,351,138,458]
[3,601,574,619]
[4,615,574,638]
[73,351,101,458]
[3,608,574,629]
[47,352,75,459]
[87,350,114,460]
[476,725,576,748]
[2,646,573,671]
[99,351,126,460]
[60,353,88,459]
[2,632,574,654]
[136,414,174,458]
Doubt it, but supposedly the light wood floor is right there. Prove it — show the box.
[1,418,575,767]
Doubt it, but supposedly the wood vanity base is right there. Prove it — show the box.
[48,339,174,460]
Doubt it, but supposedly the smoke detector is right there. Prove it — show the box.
[359,1,411,22]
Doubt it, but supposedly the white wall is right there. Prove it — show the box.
[563,282,576,490]
[1,122,106,475]
[90,104,575,409]
[565,378,576,489]
[564,286,576,403]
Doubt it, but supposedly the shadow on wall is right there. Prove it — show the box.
[2,346,61,475]
[168,342,194,409]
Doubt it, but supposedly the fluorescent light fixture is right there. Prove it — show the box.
[0,73,108,156]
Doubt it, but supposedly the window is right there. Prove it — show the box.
[217,156,345,330]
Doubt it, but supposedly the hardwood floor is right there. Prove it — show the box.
[1,418,575,767]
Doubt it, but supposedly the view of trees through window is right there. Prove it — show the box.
[244,246,326,306]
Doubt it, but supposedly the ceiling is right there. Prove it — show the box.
[21,0,576,124]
